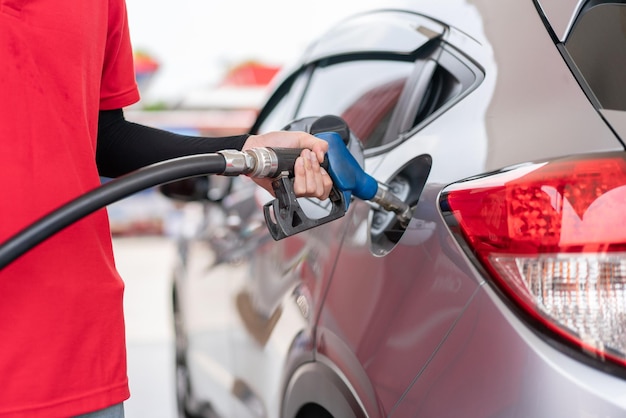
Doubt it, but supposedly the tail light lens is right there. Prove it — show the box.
[442,152,626,368]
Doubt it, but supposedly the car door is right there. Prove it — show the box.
[249,11,451,348]
[247,10,488,416]
[254,14,491,417]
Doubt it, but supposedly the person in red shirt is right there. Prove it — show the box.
[0,1,331,417]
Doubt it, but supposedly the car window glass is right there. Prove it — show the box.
[564,3,626,111]
[295,60,414,149]
[257,91,296,133]
[256,71,310,133]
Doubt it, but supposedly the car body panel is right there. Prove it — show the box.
[603,109,626,140]
[535,0,586,41]
[177,194,352,417]
[316,186,479,416]
[391,284,626,417]
[366,1,620,176]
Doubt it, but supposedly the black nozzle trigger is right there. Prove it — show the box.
[263,176,346,241]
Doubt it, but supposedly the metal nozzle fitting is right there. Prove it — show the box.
[243,148,279,178]
[218,149,256,175]
[217,148,281,178]
[372,187,412,227]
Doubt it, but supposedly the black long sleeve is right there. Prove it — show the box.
[96,109,249,178]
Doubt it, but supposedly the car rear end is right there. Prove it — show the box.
[416,1,626,416]
[306,1,626,416]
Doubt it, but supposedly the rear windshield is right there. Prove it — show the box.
[564,2,626,111]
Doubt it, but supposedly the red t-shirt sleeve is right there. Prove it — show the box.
[100,0,140,110]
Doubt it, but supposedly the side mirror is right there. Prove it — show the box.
[159,175,232,202]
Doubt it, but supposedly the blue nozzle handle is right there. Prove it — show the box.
[315,132,378,208]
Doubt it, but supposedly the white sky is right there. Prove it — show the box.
[125,0,386,104]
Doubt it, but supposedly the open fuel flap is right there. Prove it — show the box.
[369,154,432,256]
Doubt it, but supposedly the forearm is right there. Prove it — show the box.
[96,109,249,178]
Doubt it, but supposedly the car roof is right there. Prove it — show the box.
[332,0,586,45]
[300,9,447,64]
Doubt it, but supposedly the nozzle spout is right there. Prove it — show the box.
[372,187,413,227]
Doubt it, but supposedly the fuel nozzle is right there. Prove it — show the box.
[316,131,413,227]
[371,186,413,227]
[218,130,413,240]
[218,147,346,240]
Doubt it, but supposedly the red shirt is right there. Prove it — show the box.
[0,0,139,416]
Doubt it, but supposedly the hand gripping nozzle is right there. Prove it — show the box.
[259,130,413,240]
[218,146,348,241]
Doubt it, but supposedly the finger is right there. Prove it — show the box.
[293,156,307,196]
[301,149,320,197]
[310,140,329,163]
[294,133,328,159]
[320,168,333,200]
[306,150,325,197]
[293,150,324,198]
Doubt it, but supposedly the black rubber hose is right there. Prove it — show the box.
[0,153,227,270]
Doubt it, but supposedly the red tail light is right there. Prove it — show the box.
[443,152,626,368]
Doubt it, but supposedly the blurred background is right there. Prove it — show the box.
[114,1,384,416]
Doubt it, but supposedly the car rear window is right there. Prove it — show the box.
[564,2,626,111]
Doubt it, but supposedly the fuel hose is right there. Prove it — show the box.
[0,130,413,267]
[0,153,227,271]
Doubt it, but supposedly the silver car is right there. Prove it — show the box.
[162,1,626,417]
